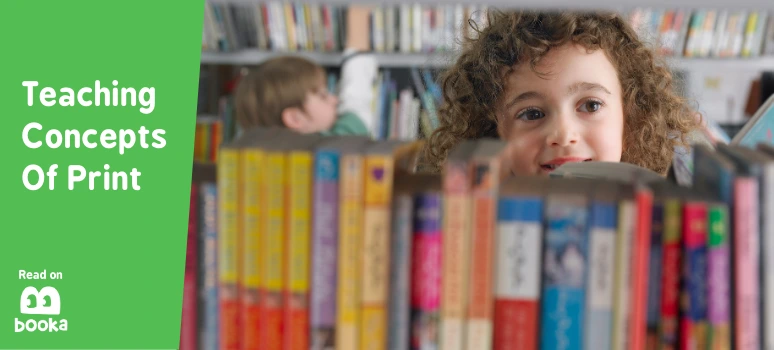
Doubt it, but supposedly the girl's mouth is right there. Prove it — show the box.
[540,158,592,171]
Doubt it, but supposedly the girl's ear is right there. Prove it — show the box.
[281,107,306,133]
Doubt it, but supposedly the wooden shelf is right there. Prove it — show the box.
[200,50,457,68]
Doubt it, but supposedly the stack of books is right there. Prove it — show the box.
[183,126,774,350]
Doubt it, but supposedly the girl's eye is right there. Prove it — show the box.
[517,108,545,121]
[579,99,603,113]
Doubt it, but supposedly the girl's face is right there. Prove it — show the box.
[496,43,625,176]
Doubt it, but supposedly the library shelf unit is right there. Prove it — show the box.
[187,2,774,350]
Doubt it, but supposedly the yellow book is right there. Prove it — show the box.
[304,4,314,51]
[217,145,240,287]
[217,142,240,350]
[284,3,297,51]
[260,146,286,350]
[285,136,320,350]
[360,141,408,350]
[338,151,365,350]
[742,12,758,57]
[612,194,635,350]
[240,141,265,350]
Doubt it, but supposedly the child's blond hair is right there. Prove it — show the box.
[423,10,700,175]
[235,56,326,129]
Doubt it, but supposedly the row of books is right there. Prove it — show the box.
[202,1,493,54]
[372,68,441,140]
[202,1,489,54]
[202,2,774,59]
[181,125,774,350]
[631,8,774,58]
[194,116,224,163]
[205,1,340,53]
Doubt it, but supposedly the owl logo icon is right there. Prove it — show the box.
[20,286,60,315]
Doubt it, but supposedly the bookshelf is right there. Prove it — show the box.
[187,1,774,350]
[200,50,457,67]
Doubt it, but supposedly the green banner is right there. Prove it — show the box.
[0,0,204,348]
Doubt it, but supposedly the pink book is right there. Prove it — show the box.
[734,177,760,350]
[181,184,198,350]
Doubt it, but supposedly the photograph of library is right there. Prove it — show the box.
[186,0,774,349]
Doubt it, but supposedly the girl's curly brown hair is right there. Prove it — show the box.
[422,9,699,175]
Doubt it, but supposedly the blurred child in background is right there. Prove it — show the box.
[234,49,378,137]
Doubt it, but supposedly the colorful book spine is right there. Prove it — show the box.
[584,197,617,350]
[765,162,774,350]
[441,161,472,350]
[241,147,263,350]
[361,154,395,350]
[612,200,634,350]
[217,147,240,350]
[707,203,731,349]
[540,194,589,350]
[337,154,364,350]
[645,203,664,350]
[284,150,313,350]
[200,182,219,350]
[261,151,286,350]
[659,199,682,349]
[681,201,708,350]
[493,196,543,350]
[310,151,340,350]
[466,162,497,350]
[388,194,413,350]
[735,178,760,350]
[411,193,442,350]
[181,184,198,350]
[629,188,654,350]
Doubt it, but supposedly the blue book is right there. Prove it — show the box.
[199,182,219,350]
[540,183,590,350]
[584,188,618,350]
[732,93,774,148]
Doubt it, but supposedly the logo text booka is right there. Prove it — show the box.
[15,286,68,332]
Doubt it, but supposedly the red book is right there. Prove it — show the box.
[629,186,653,350]
[180,184,198,350]
[658,199,682,349]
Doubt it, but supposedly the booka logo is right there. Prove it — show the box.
[15,286,68,332]
[21,286,60,314]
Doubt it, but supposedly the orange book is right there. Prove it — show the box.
[240,142,265,350]
[338,146,367,350]
[441,141,478,350]
[466,140,507,350]
[346,5,373,51]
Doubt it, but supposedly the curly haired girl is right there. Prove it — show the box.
[422,10,700,176]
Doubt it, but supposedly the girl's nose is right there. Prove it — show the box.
[545,113,580,147]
